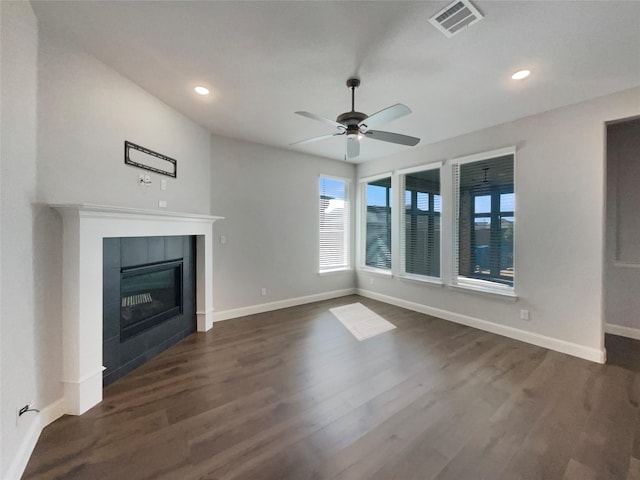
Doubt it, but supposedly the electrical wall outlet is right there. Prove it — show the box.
[138,173,152,186]
[16,402,32,425]
[158,200,167,208]
[261,288,267,296]
[160,179,167,191]
[520,309,530,321]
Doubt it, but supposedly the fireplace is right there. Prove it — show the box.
[53,204,222,415]
[103,236,196,386]
[121,259,183,341]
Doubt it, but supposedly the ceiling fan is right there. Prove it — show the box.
[291,77,420,159]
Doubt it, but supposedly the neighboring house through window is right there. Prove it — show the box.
[319,176,350,272]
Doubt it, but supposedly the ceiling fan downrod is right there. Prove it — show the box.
[347,77,360,112]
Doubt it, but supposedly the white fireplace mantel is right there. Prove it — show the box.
[52,204,223,415]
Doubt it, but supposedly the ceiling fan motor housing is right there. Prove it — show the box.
[337,111,368,130]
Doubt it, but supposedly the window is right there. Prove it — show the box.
[363,176,392,270]
[399,166,441,279]
[319,176,350,271]
[453,149,515,291]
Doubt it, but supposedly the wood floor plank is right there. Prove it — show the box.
[495,357,598,480]
[322,342,546,480]
[188,331,491,479]
[567,366,640,480]
[22,295,640,480]
[210,333,504,479]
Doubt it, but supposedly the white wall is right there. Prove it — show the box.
[31,29,214,408]
[1,1,39,477]
[37,33,212,213]
[0,24,215,478]
[357,87,640,361]
[605,118,640,335]
[210,134,356,315]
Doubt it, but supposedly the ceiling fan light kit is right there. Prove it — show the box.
[291,77,420,159]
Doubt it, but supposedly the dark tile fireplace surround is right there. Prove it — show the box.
[102,236,196,386]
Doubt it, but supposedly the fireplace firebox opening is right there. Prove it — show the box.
[120,259,184,341]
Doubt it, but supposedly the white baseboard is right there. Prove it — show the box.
[357,288,606,364]
[212,288,357,322]
[40,397,67,427]
[4,417,41,480]
[605,323,640,340]
[196,309,214,332]
[4,397,66,480]
[63,367,103,415]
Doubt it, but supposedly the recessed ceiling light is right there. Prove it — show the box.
[511,70,530,80]
[194,86,210,95]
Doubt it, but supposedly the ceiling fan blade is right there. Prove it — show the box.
[358,103,411,130]
[289,132,342,146]
[347,137,360,159]
[366,130,420,146]
[295,111,345,130]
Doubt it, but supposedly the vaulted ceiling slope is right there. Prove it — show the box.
[32,1,640,162]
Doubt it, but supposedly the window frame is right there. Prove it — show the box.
[318,175,352,274]
[359,172,393,275]
[397,162,443,284]
[451,147,516,297]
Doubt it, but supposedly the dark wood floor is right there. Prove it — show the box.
[23,295,640,480]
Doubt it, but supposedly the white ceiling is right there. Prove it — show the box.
[31,1,640,163]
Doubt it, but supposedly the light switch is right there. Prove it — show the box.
[160,179,167,191]
[220,235,227,244]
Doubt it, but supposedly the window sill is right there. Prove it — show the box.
[398,274,443,287]
[318,267,353,276]
[359,266,393,278]
[451,279,517,300]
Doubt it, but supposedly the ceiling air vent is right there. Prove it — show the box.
[429,0,483,38]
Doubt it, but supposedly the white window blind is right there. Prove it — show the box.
[453,151,515,289]
[399,167,441,279]
[364,176,392,270]
[319,177,349,271]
